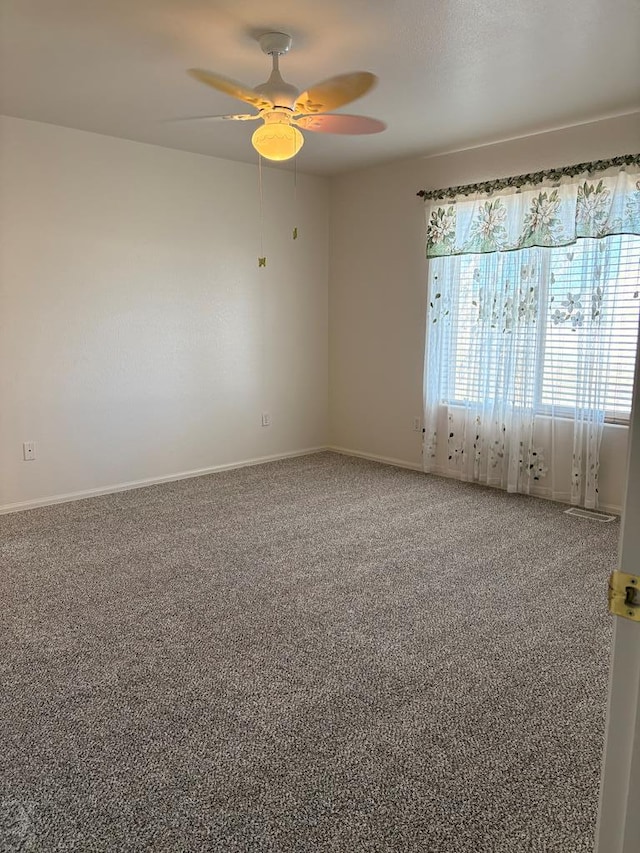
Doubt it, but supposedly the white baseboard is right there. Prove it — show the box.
[0,447,329,515]
[2,444,623,518]
[327,445,423,472]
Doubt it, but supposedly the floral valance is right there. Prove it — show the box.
[422,156,640,258]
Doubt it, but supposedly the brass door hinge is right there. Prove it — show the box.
[608,571,640,622]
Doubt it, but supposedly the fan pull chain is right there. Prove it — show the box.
[258,155,266,267]
[292,156,298,241]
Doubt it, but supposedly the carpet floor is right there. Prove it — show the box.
[0,452,618,852]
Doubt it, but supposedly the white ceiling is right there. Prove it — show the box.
[1,0,639,176]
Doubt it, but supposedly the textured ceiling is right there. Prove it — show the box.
[1,0,639,176]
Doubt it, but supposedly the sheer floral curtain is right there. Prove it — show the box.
[421,157,640,509]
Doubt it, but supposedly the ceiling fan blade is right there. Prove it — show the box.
[164,113,261,123]
[294,72,377,114]
[188,68,273,110]
[294,114,386,135]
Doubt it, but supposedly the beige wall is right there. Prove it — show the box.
[0,117,329,510]
[2,113,638,513]
[329,113,640,512]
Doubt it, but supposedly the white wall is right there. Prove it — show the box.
[0,117,329,510]
[329,113,640,512]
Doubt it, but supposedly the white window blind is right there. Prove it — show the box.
[542,235,640,421]
[443,234,640,421]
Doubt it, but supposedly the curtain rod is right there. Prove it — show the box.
[416,153,640,201]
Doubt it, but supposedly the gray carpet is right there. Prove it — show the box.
[0,452,617,852]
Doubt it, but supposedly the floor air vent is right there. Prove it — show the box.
[564,507,617,522]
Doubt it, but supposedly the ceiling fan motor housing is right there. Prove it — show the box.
[253,72,298,110]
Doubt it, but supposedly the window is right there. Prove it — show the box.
[436,234,640,422]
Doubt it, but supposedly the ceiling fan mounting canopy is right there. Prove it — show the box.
[184,32,385,161]
[258,32,292,57]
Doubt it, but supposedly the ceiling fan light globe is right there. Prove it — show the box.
[251,122,304,161]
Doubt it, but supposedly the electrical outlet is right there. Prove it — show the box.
[261,412,271,427]
[23,441,36,461]
[413,417,421,432]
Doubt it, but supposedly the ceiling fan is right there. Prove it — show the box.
[185,32,386,162]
